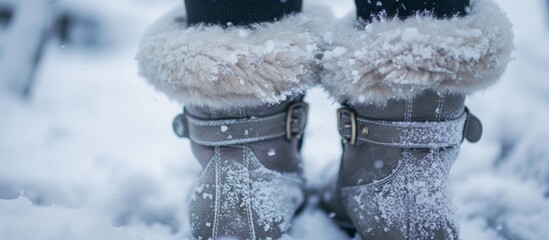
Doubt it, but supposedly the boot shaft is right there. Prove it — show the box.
[348,90,465,122]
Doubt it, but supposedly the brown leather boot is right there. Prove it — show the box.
[320,0,513,239]
[136,4,326,239]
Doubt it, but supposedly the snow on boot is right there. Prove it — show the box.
[335,91,482,239]
[136,4,326,239]
[320,0,513,239]
[177,99,309,239]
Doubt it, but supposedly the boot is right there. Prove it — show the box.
[136,3,325,239]
[176,98,309,239]
[334,91,482,239]
[320,0,513,239]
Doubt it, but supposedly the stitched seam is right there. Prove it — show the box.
[197,152,217,180]
[245,146,256,239]
[346,158,406,190]
[434,148,451,237]
[347,135,459,148]
[436,93,444,122]
[341,132,462,147]
[355,112,467,127]
[187,112,287,126]
[341,136,462,147]
[435,95,450,235]
[212,147,220,239]
[356,118,461,127]
[405,99,413,122]
[191,132,286,146]
[404,100,412,240]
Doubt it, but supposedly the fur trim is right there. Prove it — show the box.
[136,5,329,108]
[321,0,514,105]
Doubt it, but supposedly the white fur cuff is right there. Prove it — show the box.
[321,0,514,105]
[137,6,327,108]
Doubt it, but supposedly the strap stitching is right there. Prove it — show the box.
[190,132,287,146]
[244,146,256,239]
[187,113,286,126]
[352,113,466,128]
[340,133,461,148]
[354,113,466,127]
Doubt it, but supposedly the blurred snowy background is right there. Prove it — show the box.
[1,0,548,239]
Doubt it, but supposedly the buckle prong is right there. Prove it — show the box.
[337,107,357,145]
[286,102,308,140]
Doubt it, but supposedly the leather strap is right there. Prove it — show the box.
[173,102,308,146]
[338,107,482,148]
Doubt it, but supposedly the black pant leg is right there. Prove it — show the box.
[185,0,303,26]
[355,0,470,21]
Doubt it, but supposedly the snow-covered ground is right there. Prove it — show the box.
[1,0,549,239]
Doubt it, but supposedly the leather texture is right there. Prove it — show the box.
[179,98,307,240]
[327,90,480,240]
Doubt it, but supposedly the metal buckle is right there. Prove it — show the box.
[337,107,357,145]
[286,102,309,140]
